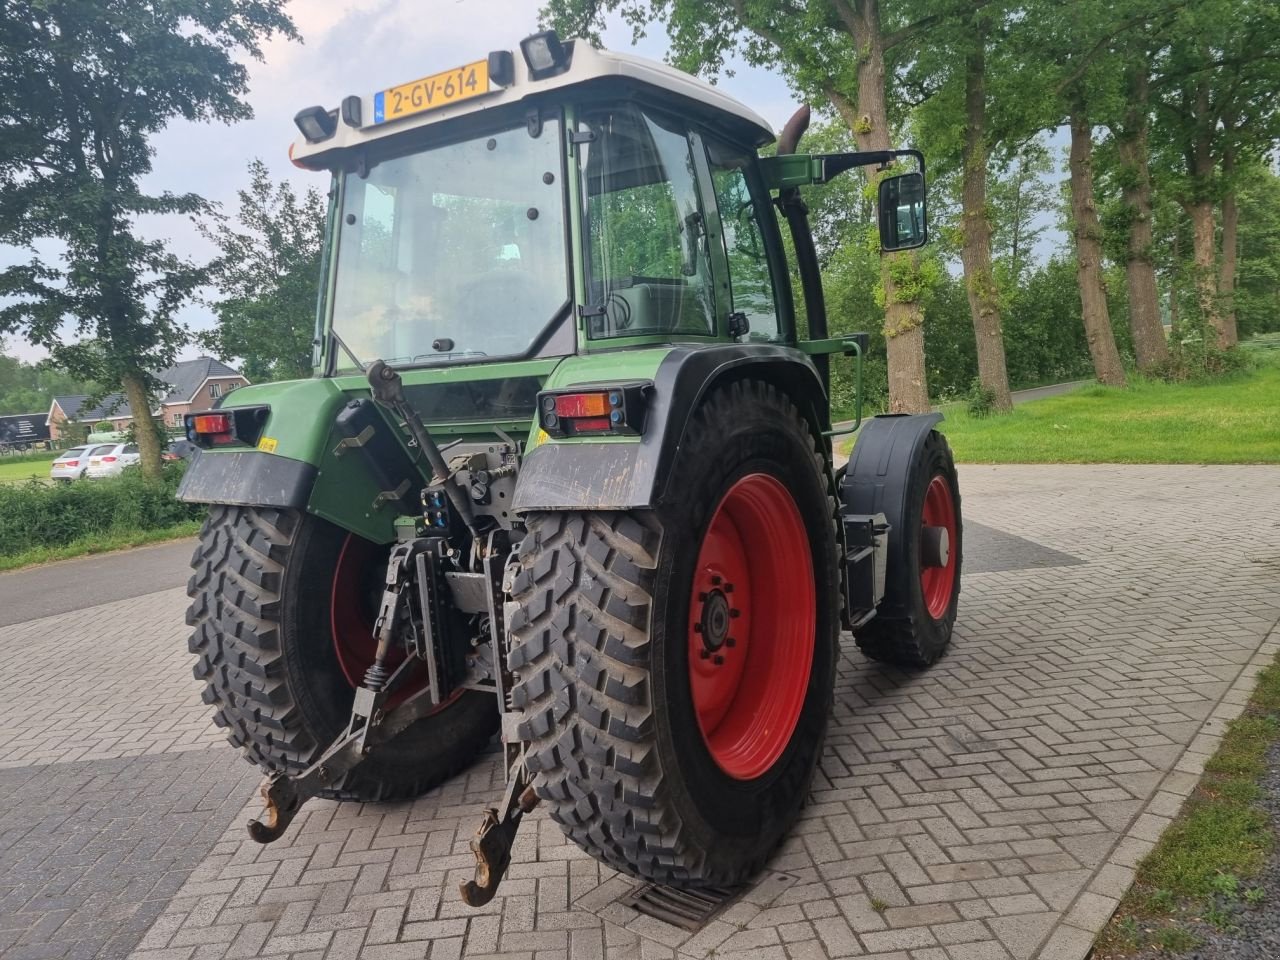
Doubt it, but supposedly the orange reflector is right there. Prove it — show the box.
[193,413,232,434]
[554,392,610,418]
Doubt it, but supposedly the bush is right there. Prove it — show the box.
[0,463,201,558]
[1151,328,1255,383]
[965,378,1000,418]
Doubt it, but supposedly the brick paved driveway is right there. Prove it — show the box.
[1,466,1278,960]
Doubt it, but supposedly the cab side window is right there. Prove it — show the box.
[579,106,715,339]
[706,141,784,342]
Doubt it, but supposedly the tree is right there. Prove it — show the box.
[0,346,98,415]
[1067,92,1127,386]
[0,1,297,475]
[201,160,327,383]
[543,0,977,413]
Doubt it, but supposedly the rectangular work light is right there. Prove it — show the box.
[520,30,568,79]
[294,105,338,143]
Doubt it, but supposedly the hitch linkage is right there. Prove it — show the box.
[459,760,539,906]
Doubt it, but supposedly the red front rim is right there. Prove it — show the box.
[330,534,450,711]
[920,475,958,619]
[687,473,815,781]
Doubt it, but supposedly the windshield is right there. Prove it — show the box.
[329,117,569,371]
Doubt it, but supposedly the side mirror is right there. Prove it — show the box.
[878,172,927,251]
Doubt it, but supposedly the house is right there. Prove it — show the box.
[47,358,250,441]
[155,357,251,429]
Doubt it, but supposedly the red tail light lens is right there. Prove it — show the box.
[192,414,232,434]
[554,392,610,419]
[102,456,117,463]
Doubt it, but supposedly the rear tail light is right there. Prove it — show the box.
[64,460,78,467]
[185,407,269,449]
[101,456,117,463]
[537,383,651,438]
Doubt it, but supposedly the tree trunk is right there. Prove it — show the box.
[1218,148,1239,346]
[1186,199,1224,345]
[1185,79,1226,346]
[1068,101,1126,386]
[1116,67,1168,371]
[121,370,163,478]
[959,20,1012,412]
[828,0,930,413]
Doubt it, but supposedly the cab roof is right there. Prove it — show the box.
[290,40,776,168]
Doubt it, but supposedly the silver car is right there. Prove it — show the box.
[85,442,141,479]
[49,444,114,482]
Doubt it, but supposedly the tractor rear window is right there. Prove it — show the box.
[329,119,570,371]
[578,106,715,340]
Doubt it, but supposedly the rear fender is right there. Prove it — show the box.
[177,377,427,544]
[512,345,829,512]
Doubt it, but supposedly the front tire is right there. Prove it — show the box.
[508,380,839,884]
[854,430,962,667]
[186,506,497,801]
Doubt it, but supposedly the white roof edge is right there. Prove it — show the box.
[291,41,776,164]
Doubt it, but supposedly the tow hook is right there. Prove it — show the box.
[459,763,539,906]
[247,775,302,843]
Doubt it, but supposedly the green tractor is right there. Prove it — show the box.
[180,30,961,906]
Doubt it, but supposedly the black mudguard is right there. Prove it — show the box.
[512,344,828,512]
[839,412,944,613]
[177,450,317,508]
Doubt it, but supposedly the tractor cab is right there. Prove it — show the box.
[291,34,925,387]
[180,32,954,911]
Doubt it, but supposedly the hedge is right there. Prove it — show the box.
[0,463,202,559]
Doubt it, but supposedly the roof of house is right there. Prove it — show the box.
[156,357,244,405]
[52,394,131,422]
[49,358,247,424]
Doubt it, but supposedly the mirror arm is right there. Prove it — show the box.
[814,149,925,183]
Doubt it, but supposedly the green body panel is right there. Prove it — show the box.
[199,349,676,542]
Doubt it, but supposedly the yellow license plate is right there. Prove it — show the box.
[374,60,490,124]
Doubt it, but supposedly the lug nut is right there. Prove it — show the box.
[729,608,740,619]
[713,654,725,665]
[726,638,736,648]
[693,623,702,633]
[724,582,734,593]
[698,592,708,601]
[699,649,710,660]
[711,575,722,586]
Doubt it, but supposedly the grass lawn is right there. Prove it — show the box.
[0,456,54,485]
[0,520,201,572]
[846,342,1280,465]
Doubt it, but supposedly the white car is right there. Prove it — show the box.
[49,444,115,482]
[85,442,141,478]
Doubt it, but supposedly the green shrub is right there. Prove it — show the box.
[965,378,999,418]
[0,463,201,558]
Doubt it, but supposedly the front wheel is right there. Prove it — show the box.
[508,380,840,884]
[186,506,498,801]
[853,430,962,667]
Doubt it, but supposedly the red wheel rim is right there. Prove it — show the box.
[920,475,958,619]
[330,534,450,711]
[687,473,815,781]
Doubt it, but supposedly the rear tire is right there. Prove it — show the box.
[508,380,839,884]
[186,505,497,801]
[854,430,962,668]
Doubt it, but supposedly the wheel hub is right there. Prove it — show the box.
[920,525,950,568]
[696,586,736,656]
